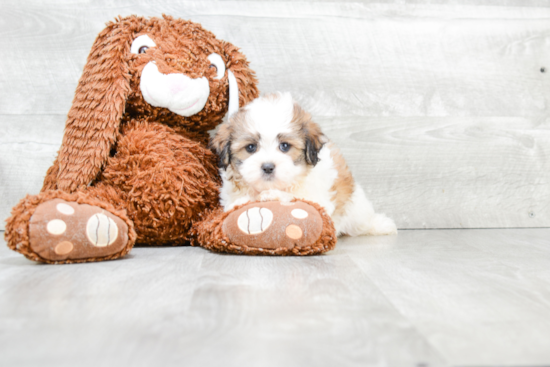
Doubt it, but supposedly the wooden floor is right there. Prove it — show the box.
[1,229,549,366]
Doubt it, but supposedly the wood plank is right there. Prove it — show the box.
[0,2,549,116]
[343,228,550,365]
[0,236,447,367]
[2,229,550,366]
[0,115,64,229]
[318,115,550,229]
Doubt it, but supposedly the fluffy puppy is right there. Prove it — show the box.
[211,92,397,236]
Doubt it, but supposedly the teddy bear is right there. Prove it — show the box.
[4,15,336,264]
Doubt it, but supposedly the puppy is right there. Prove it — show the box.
[211,92,397,236]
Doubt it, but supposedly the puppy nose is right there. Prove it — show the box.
[261,162,275,174]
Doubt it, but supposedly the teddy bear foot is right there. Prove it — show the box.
[192,200,337,256]
[25,198,130,263]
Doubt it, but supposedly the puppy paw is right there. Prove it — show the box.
[226,196,252,211]
[259,189,293,203]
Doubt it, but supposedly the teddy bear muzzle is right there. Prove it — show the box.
[140,61,210,117]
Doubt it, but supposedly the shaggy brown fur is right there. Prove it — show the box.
[5,15,259,262]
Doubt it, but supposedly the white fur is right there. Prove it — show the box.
[226,70,240,117]
[219,92,397,237]
[140,62,210,117]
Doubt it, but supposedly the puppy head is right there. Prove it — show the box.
[211,92,325,192]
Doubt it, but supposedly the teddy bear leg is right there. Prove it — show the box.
[192,200,337,256]
[4,189,136,264]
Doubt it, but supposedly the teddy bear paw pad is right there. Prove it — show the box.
[222,201,324,251]
[237,207,274,234]
[29,199,129,262]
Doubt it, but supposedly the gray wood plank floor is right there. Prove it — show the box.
[2,229,550,367]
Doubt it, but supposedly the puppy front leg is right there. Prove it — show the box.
[259,189,294,204]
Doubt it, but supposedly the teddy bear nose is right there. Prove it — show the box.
[167,75,190,94]
[261,162,275,174]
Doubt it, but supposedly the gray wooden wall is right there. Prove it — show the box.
[1,0,549,230]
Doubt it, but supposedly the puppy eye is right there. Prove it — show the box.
[245,144,257,153]
[279,142,291,152]
[131,35,157,55]
[207,53,226,79]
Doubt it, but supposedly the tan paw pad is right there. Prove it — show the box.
[55,241,74,255]
[285,224,303,239]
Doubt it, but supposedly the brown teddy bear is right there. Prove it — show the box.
[4,15,336,264]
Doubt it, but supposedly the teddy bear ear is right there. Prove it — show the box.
[226,70,240,117]
[223,42,259,117]
[53,18,135,192]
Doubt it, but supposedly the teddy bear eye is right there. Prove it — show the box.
[245,144,257,153]
[279,142,291,152]
[131,34,156,54]
[207,53,226,79]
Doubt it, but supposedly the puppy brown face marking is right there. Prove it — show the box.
[276,132,305,164]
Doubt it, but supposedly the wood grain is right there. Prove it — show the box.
[317,115,550,229]
[0,115,63,227]
[1,1,550,230]
[2,229,550,366]
[0,236,447,367]
[1,1,549,115]
[342,228,550,365]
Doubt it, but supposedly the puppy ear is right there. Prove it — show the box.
[223,42,259,115]
[293,103,325,166]
[54,18,136,192]
[304,124,325,166]
[210,123,232,170]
